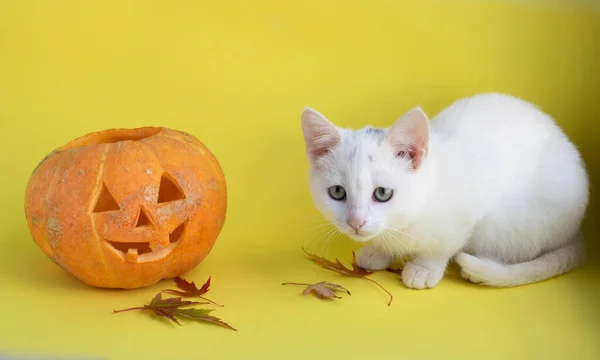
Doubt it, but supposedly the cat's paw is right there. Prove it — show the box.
[356,246,394,271]
[401,261,445,289]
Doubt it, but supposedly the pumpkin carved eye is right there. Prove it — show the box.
[93,183,120,212]
[157,173,186,203]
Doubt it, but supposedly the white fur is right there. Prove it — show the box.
[301,93,589,289]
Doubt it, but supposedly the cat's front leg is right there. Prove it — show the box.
[356,245,395,271]
[402,257,448,290]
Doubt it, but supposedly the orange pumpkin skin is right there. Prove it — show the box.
[24,127,227,289]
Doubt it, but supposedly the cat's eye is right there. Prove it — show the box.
[373,187,393,202]
[328,185,346,201]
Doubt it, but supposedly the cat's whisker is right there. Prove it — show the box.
[383,237,399,259]
[303,228,332,255]
[302,227,335,251]
[388,228,446,258]
[383,231,408,260]
[379,232,397,257]
[318,226,339,257]
[302,220,334,234]
[374,232,391,257]
[324,228,341,259]
[384,226,420,241]
[308,223,336,239]
[372,235,387,256]
[380,229,411,260]
[376,235,390,257]
[322,231,340,259]
[386,226,441,249]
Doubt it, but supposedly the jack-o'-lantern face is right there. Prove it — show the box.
[92,171,189,263]
[24,127,227,289]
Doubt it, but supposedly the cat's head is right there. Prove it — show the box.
[301,107,431,242]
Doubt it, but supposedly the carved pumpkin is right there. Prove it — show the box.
[24,127,227,289]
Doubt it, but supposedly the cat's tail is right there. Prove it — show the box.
[455,232,585,287]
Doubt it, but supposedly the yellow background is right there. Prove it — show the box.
[1,1,599,359]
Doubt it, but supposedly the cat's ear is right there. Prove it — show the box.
[385,107,430,170]
[301,107,341,163]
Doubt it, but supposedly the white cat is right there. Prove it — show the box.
[301,93,589,289]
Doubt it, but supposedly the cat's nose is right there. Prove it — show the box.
[347,216,366,232]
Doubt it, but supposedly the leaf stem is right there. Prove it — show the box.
[199,296,224,307]
[281,282,313,286]
[113,306,147,313]
[161,290,223,307]
[363,277,393,306]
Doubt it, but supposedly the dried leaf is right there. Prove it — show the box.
[162,276,222,307]
[113,293,201,325]
[172,308,237,331]
[282,281,351,299]
[302,248,372,278]
[113,293,236,331]
[302,248,393,306]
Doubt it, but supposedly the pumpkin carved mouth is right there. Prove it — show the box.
[105,220,187,263]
